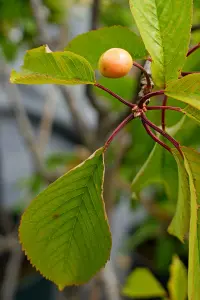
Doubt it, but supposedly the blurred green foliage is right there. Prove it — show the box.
[0,0,67,60]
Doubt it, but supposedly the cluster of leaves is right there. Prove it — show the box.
[123,255,187,300]
[9,0,200,299]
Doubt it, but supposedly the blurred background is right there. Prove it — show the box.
[0,0,200,299]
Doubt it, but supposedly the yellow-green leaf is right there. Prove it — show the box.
[10,45,95,85]
[182,105,200,125]
[182,147,200,300]
[168,255,187,300]
[129,0,192,88]
[165,74,200,110]
[168,149,190,242]
[122,268,166,298]
[19,148,111,289]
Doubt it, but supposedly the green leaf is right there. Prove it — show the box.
[65,26,148,69]
[19,148,111,289]
[122,268,166,298]
[132,143,178,203]
[129,0,192,88]
[168,149,190,242]
[100,3,133,27]
[165,74,200,110]
[182,105,200,125]
[168,255,187,300]
[10,45,95,85]
[181,147,200,300]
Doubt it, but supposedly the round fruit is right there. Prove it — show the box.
[98,48,133,78]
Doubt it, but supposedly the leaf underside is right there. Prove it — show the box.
[10,45,95,85]
[19,148,111,290]
[129,0,192,88]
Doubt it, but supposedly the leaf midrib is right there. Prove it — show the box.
[154,0,166,83]
[61,163,100,270]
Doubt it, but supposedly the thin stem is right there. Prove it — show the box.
[141,119,171,153]
[138,90,165,108]
[181,71,200,76]
[104,113,134,151]
[161,95,168,131]
[147,105,182,112]
[187,43,200,57]
[133,61,152,90]
[141,113,183,157]
[94,83,135,108]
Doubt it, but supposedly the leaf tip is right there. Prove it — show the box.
[10,70,17,83]
[58,284,65,291]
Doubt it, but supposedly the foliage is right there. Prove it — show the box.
[123,256,187,299]
[19,148,111,289]
[10,0,200,298]
[0,0,67,60]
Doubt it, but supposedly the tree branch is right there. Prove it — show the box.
[85,0,110,119]
[30,0,50,44]
[85,85,108,117]
[59,86,95,150]
[37,86,57,155]
[0,232,23,300]
[1,61,57,182]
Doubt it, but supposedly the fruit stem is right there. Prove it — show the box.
[133,61,152,90]
[187,43,200,57]
[161,95,168,131]
[104,113,134,151]
[138,90,165,108]
[141,118,171,153]
[94,83,135,108]
[141,113,183,157]
[147,105,182,112]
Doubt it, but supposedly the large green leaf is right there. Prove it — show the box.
[65,26,148,69]
[10,45,95,85]
[122,268,166,298]
[19,148,111,289]
[168,255,187,300]
[182,147,200,300]
[165,74,200,110]
[129,0,192,88]
[168,149,190,242]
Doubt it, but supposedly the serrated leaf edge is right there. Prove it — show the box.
[18,147,112,289]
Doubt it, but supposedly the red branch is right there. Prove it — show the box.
[94,83,135,108]
[104,113,134,151]
[187,43,200,57]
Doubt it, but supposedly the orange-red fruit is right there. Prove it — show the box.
[98,48,133,78]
